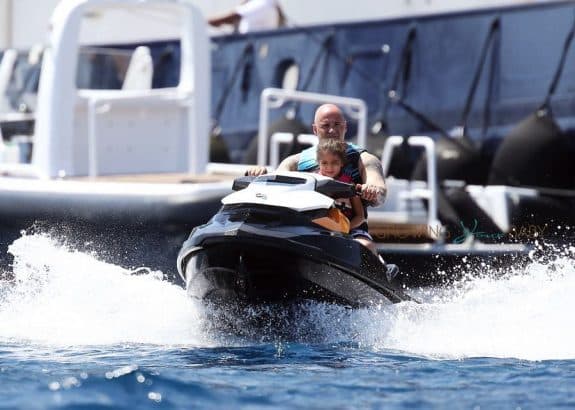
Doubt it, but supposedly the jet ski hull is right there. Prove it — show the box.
[178,205,413,308]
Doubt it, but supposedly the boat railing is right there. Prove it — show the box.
[269,132,318,169]
[257,87,367,168]
[0,44,156,173]
[375,135,442,240]
[0,0,211,179]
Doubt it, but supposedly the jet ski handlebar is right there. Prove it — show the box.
[315,179,360,199]
[234,172,360,200]
[233,175,256,191]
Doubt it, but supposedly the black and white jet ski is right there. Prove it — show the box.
[177,172,415,308]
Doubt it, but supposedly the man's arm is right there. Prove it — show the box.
[244,153,300,176]
[208,12,241,27]
[276,153,300,172]
[358,151,387,206]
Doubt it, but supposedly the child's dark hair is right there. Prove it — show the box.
[316,139,347,164]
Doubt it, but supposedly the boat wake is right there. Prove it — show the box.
[0,234,574,360]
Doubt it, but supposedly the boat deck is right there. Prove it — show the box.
[67,172,240,184]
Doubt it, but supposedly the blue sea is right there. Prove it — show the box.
[1,234,574,409]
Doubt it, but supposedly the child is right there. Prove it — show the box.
[315,138,399,277]
[316,139,370,239]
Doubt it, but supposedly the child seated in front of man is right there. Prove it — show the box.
[313,138,399,277]
[315,139,371,241]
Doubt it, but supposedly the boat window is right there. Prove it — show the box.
[77,46,133,89]
[76,5,183,90]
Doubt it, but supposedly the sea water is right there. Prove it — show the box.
[0,234,574,409]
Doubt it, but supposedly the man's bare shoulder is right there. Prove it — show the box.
[360,150,380,164]
[277,153,301,171]
[361,151,384,173]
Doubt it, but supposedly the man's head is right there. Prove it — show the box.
[312,104,347,141]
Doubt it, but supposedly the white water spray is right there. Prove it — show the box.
[0,234,213,347]
[1,234,574,361]
[372,247,575,360]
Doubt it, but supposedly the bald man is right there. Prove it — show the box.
[248,104,387,204]
[246,103,388,253]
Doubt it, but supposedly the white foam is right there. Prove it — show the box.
[1,233,574,361]
[369,254,575,360]
[0,234,214,347]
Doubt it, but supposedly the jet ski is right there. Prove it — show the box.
[177,172,416,308]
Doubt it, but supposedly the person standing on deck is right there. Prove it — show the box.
[208,0,286,34]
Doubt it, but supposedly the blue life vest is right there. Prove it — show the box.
[297,142,366,184]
